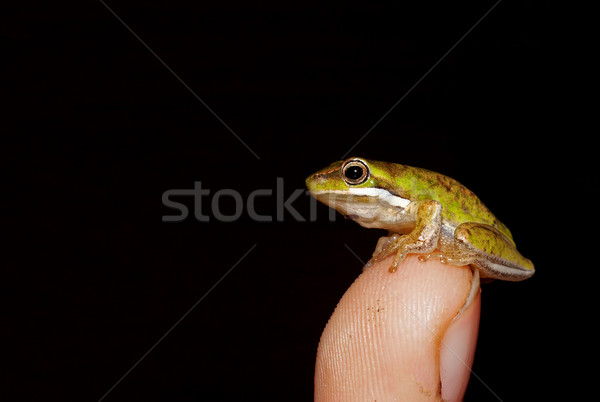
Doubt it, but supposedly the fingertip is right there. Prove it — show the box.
[315,255,476,401]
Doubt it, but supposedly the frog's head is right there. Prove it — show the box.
[306,157,412,229]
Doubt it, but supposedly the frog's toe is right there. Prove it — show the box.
[363,258,375,271]
[373,233,401,258]
[389,251,407,272]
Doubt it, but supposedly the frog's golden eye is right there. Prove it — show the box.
[342,159,370,185]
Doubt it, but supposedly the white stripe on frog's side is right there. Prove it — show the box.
[316,187,412,208]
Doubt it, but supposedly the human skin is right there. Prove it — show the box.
[315,254,481,401]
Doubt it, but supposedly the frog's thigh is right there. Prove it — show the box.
[454,222,535,281]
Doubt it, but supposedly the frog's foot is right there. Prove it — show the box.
[363,234,403,271]
[417,251,464,266]
[389,250,408,273]
[364,234,411,273]
[374,233,401,257]
[417,252,439,263]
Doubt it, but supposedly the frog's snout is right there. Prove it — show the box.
[305,173,324,192]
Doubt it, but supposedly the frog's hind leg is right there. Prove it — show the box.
[454,222,535,281]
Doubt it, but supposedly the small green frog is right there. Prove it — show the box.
[306,157,534,281]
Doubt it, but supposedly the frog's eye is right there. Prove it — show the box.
[342,159,369,185]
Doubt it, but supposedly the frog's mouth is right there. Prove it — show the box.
[346,187,411,208]
[311,188,410,212]
[310,188,411,228]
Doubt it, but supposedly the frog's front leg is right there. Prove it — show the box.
[369,200,443,273]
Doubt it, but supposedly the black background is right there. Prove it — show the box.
[4,1,595,401]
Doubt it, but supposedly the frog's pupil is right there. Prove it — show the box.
[346,166,364,180]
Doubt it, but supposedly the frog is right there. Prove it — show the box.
[305,157,534,281]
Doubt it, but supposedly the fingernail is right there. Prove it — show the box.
[440,289,481,401]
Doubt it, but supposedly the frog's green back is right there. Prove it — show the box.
[366,160,514,242]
